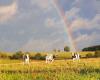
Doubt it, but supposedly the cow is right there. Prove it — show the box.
[46,54,54,63]
[72,52,80,61]
[23,54,29,64]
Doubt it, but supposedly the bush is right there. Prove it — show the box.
[95,51,100,57]
[86,53,94,58]
[64,46,70,52]
[10,51,24,59]
[0,53,8,59]
[33,53,45,60]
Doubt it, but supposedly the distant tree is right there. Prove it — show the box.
[25,52,30,55]
[64,46,70,52]
[58,50,61,52]
[11,51,24,59]
[53,49,57,52]
[53,49,61,52]
[33,53,45,60]
[82,45,100,51]
[0,52,8,59]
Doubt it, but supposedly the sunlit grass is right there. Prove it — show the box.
[0,58,100,80]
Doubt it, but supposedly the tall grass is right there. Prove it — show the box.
[0,58,100,80]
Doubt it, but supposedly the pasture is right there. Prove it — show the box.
[0,58,100,80]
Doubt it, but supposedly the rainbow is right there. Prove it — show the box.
[52,0,77,52]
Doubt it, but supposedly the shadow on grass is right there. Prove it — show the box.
[80,68,100,74]
[0,68,100,75]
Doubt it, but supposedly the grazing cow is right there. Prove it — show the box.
[72,52,80,61]
[23,54,29,64]
[46,54,54,63]
[72,53,76,60]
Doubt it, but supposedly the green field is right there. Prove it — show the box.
[0,58,100,80]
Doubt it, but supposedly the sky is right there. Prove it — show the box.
[0,0,100,52]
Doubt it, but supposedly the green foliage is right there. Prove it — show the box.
[33,53,46,60]
[64,46,70,52]
[10,51,24,59]
[0,52,10,59]
[82,45,100,51]
[53,49,61,52]
[0,51,99,60]
[0,53,8,58]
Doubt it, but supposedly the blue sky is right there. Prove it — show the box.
[0,0,100,52]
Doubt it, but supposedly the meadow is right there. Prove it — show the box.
[0,58,100,80]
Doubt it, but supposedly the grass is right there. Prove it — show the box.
[0,58,100,80]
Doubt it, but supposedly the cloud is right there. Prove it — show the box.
[70,14,100,31]
[64,0,100,31]
[0,38,19,52]
[72,0,100,14]
[0,1,17,23]
[75,32,100,50]
[0,0,99,52]
[31,0,52,12]
[94,0,100,13]
[65,7,80,21]
[21,38,65,51]
[44,17,65,29]
[72,0,81,6]
[65,6,100,31]
[45,18,56,27]
[89,14,100,29]
[21,39,50,51]
[64,6,100,50]
[70,18,88,30]
[18,30,25,35]
[75,34,89,43]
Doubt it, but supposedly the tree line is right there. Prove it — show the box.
[0,45,100,60]
[82,45,100,51]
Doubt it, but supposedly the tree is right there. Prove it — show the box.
[53,49,60,52]
[53,49,57,52]
[82,45,100,51]
[0,52,9,59]
[64,46,70,52]
[33,53,45,60]
[11,51,24,59]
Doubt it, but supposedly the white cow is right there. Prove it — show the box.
[46,54,54,63]
[23,54,29,64]
[77,53,80,60]
[72,52,80,61]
